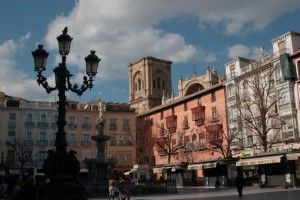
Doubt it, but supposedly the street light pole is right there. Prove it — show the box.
[32,27,101,200]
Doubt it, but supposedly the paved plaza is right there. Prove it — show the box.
[89,186,300,200]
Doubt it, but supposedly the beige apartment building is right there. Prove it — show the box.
[100,102,137,177]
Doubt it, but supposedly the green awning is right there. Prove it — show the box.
[280,53,296,81]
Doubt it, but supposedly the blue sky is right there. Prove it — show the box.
[0,0,300,104]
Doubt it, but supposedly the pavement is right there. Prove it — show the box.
[89,186,300,200]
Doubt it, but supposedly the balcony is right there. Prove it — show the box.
[25,122,34,127]
[38,122,49,128]
[6,140,16,145]
[191,105,205,123]
[227,95,236,103]
[282,130,294,140]
[68,124,77,128]
[82,124,91,129]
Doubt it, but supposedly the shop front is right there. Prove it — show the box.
[152,163,188,187]
[236,152,300,188]
[187,158,238,187]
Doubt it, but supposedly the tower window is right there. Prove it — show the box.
[138,78,141,90]
[157,77,161,89]
[162,81,165,89]
[153,79,156,88]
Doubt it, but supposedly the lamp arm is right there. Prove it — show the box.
[66,74,90,96]
[37,72,57,94]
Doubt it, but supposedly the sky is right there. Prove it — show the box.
[0,0,300,104]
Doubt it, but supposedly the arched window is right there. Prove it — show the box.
[138,78,141,90]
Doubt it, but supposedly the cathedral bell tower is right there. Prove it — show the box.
[128,56,172,113]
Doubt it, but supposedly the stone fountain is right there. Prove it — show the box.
[83,113,115,195]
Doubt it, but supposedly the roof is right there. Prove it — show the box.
[136,82,225,117]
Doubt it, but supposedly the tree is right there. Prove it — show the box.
[199,114,240,159]
[12,138,33,173]
[153,123,184,164]
[132,117,155,165]
[236,63,285,152]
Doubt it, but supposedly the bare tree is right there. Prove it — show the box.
[12,138,33,173]
[236,63,285,152]
[131,117,155,166]
[199,114,240,159]
[153,123,184,164]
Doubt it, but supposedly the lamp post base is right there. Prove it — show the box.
[37,149,87,200]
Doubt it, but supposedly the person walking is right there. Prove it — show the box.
[14,176,37,200]
[108,177,116,200]
[236,170,245,197]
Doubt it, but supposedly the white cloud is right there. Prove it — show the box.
[43,0,299,82]
[227,44,261,60]
[0,34,57,101]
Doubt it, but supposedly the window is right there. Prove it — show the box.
[230,67,235,79]
[119,154,125,163]
[8,113,16,127]
[278,89,290,110]
[41,114,46,122]
[160,111,164,120]
[70,116,76,125]
[27,114,33,122]
[212,107,218,120]
[184,103,188,111]
[83,116,90,124]
[26,131,32,141]
[69,133,76,144]
[157,77,161,89]
[183,116,189,129]
[123,119,130,131]
[126,154,132,164]
[153,79,156,88]
[198,97,202,105]
[211,92,216,102]
[109,119,117,131]
[162,81,165,89]
[171,108,175,115]
[227,84,235,97]
[138,78,141,90]
[246,136,253,146]
[83,116,90,128]
[8,131,16,144]
[38,132,47,145]
[69,116,76,128]
[228,106,237,121]
[82,133,90,145]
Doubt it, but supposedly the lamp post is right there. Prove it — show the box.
[32,27,100,200]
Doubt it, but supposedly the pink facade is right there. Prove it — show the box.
[137,83,227,179]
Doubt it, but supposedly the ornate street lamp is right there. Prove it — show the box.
[32,27,100,200]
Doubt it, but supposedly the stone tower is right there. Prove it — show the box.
[128,56,172,113]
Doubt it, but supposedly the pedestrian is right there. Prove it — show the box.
[14,176,37,200]
[236,170,245,197]
[4,176,21,200]
[108,177,116,200]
